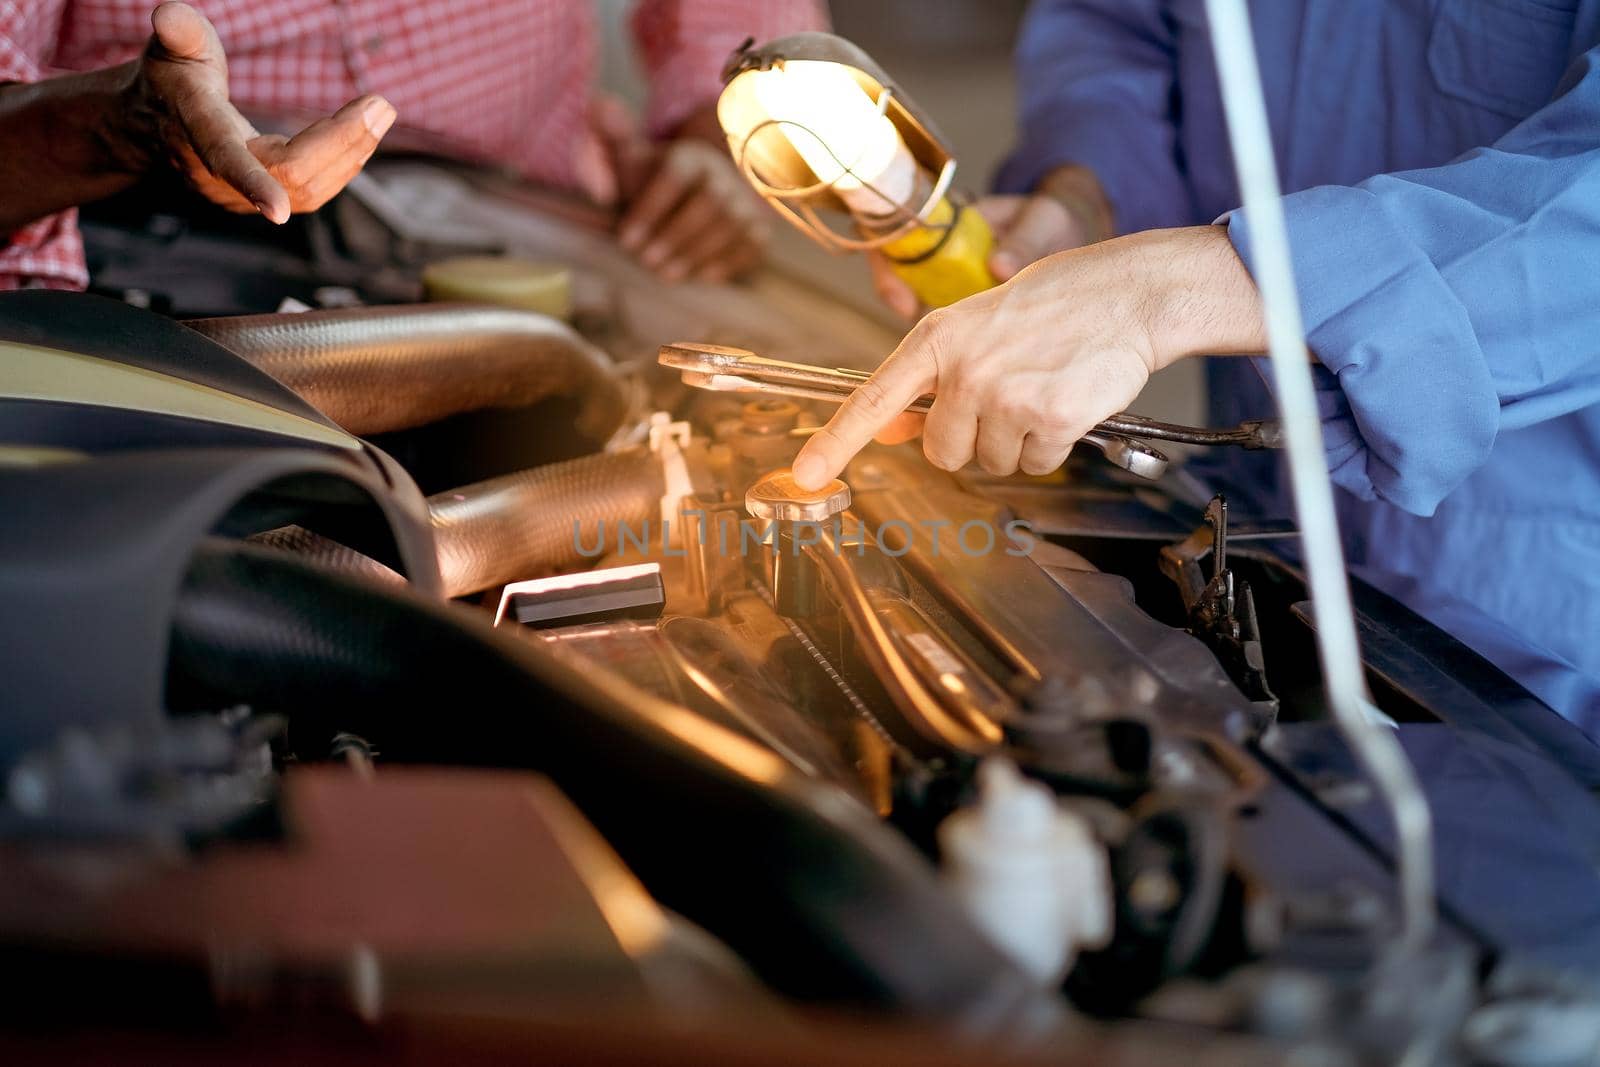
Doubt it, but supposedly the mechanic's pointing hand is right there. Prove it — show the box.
[130,2,394,223]
[791,227,1269,491]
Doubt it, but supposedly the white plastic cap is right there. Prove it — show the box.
[939,757,1113,985]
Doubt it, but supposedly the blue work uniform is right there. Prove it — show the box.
[998,0,1600,738]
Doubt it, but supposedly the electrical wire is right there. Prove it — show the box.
[1202,0,1436,954]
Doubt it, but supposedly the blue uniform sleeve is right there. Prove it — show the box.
[1228,47,1600,517]
[995,0,1195,233]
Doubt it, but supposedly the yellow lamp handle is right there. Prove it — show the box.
[881,198,997,309]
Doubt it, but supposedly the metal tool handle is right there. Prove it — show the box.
[664,342,1210,480]
[827,363,1281,449]
[777,420,1169,480]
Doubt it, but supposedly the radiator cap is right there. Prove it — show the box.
[745,467,850,523]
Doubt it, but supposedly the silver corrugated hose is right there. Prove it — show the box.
[256,448,665,598]
[204,303,654,596]
[187,303,626,439]
[428,448,663,597]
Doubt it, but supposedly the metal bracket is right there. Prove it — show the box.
[1159,494,1278,723]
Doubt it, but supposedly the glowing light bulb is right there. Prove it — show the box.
[746,60,917,214]
[715,36,999,307]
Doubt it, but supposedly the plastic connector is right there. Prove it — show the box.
[938,758,1112,985]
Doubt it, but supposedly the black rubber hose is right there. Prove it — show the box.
[249,526,406,587]
[186,303,627,440]
[167,540,1056,1027]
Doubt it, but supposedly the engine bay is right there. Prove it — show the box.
[4,162,1600,1066]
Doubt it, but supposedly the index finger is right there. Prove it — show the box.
[791,339,938,490]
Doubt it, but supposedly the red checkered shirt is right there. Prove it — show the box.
[0,0,826,289]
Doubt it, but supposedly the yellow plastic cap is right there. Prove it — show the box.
[422,256,573,320]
